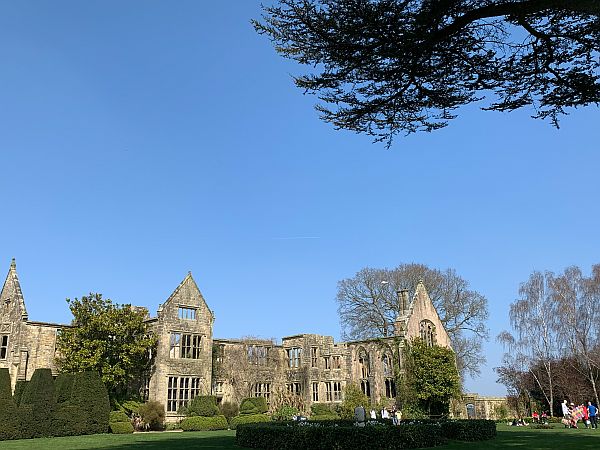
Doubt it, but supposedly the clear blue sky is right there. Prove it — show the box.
[1,1,598,396]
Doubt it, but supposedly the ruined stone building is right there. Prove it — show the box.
[0,259,456,419]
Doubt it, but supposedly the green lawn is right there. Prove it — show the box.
[0,424,597,449]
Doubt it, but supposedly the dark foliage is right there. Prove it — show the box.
[54,373,75,403]
[52,403,88,437]
[236,419,496,449]
[20,368,56,438]
[255,1,600,144]
[109,421,134,434]
[0,369,21,440]
[12,380,27,406]
[70,371,110,434]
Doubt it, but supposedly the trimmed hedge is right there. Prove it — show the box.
[236,422,446,449]
[110,422,134,434]
[181,415,229,431]
[110,411,131,423]
[186,395,220,417]
[235,419,497,449]
[230,413,271,429]
[0,369,21,441]
[54,373,75,403]
[440,419,496,441]
[20,368,56,438]
[70,371,110,434]
[52,403,88,437]
[310,414,339,421]
[240,397,268,415]
[12,380,27,406]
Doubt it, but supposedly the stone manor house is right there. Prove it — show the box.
[0,259,456,419]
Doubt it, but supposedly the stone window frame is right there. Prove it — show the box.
[382,353,393,377]
[169,332,202,359]
[332,355,342,370]
[333,381,342,401]
[419,320,436,347]
[384,378,396,398]
[254,382,271,402]
[178,306,197,320]
[312,382,319,402]
[166,376,201,412]
[247,345,269,365]
[325,381,333,401]
[286,347,302,368]
[310,347,318,367]
[0,335,8,360]
[324,356,331,370]
[286,382,302,395]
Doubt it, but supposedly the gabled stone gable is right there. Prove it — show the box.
[402,281,452,348]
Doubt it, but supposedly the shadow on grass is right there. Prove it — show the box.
[0,431,240,450]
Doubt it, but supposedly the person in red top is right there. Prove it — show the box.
[532,411,539,423]
[582,404,590,428]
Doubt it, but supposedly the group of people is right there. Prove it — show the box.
[369,407,402,424]
[561,400,598,429]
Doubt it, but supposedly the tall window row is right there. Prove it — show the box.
[166,376,201,412]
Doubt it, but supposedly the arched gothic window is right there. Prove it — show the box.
[358,349,370,378]
[419,320,436,346]
[382,354,393,377]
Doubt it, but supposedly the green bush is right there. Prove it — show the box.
[54,373,75,403]
[110,421,134,434]
[310,414,339,421]
[109,410,130,423]
[185,395,219,417]
[311,403,337,416]
[219,401,239,420]
[0,369,21,441]
[272,405,300,421]
[20,368,56,438]
[229,413,271,429]
[12,380,28,406]
[236,422,446,449]
[440,419,496,441]
[138,400,165,431]
[180,415,228,431]
[120,399,142,415]
[70,371,110,434]
[240,397,268,415]
[52,403,88,437]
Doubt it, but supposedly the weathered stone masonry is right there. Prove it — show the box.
[1,259,501,420]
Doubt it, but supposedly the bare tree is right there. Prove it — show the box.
[552,265,600,406]
[336,264,489,378]
[498,271,560,416]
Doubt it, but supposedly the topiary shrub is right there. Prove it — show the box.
[54,373,75,404]
[110,410,131,423]
[138,400,165,431]
[219,401,239,422]
[229,413,271,429]
[52,403,88,437]
[0,369,21,440]
[240,397,268,415]
[20,368,56,438]
[70,371,110,434]
[109,422,134,434]
[185,395,219,417]
[12,380,28,407]
[180,415,228,431]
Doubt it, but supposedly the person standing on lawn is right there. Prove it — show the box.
[588,402,598,429]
